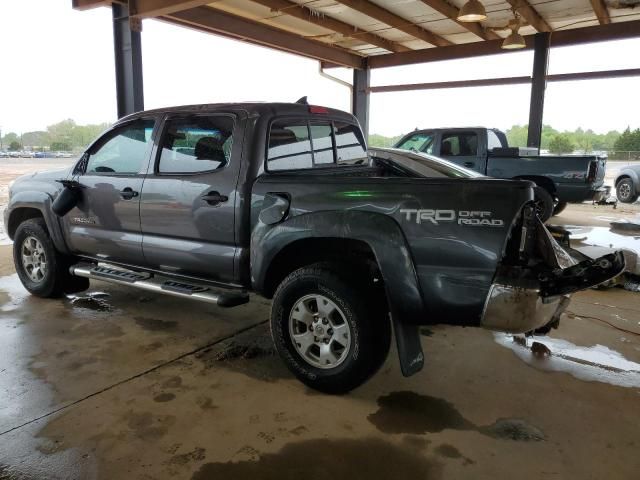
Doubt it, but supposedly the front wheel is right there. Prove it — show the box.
[13,218,89,297]
[616,178,638,204]
[270,263,390,394]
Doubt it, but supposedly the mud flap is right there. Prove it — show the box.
[392,315,424,377]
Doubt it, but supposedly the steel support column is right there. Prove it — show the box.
[527,32,550,150]
[352,68,370,139]
[113,3,144,118]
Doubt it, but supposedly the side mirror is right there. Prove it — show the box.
[52,180,85,217]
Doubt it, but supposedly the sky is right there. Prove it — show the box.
[0,0,639,138]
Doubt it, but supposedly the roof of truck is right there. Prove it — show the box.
[119,102,357,123]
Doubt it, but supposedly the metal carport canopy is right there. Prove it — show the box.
[73,0,640,145]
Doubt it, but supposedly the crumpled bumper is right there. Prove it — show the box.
[481,216,625,334]
[481,283,570,333]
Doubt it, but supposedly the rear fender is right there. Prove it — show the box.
[251,210,426,377]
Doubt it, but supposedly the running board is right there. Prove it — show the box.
[70,264,249,308]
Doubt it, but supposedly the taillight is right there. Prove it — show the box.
[587,160,598,182]
[309,105,329,114]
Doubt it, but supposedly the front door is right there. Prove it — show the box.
[63,118,156,265]
[139,113,240,283]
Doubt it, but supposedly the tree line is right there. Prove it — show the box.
[1,119,110,152]
[368,125,640,158]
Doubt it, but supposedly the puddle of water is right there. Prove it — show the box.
[191,438,442,480]
[558,225,640,255]
[495,333,640,388]
[367,391,545,441]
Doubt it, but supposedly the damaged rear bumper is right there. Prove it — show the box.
[481,283,570,333]
[481,213,626,333]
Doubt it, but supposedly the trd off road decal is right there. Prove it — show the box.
[400,209,505,227]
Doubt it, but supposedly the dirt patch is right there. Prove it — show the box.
[191,438,441,480]
[212,341,275,361]
[125,411,175,441]
[368,391,545,441]
[154,393,176,403]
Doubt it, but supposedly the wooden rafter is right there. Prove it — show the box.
[130,0,212,18]
[418,0,500,41]
[590,0,611,25]
[505,0,552,32]
[250,0,410,52]
[333,0,453,47]
[72,0,111,10]
[166,6,365,68]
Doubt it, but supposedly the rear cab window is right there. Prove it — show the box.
[266,118,366,172]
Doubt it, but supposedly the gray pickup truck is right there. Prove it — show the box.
[5,102,624,393]
[395,127,609,221]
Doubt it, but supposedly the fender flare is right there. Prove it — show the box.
[7,191,71,255]
[251,210,426,377]
[615,168,639,191]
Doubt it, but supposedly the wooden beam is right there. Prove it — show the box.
[250,0,410,53]
[368,20,640,68]
[72,0,111,10]
[166,6,365,69]
[590,0,611,25]
[333,0,452,47]
[418,0,500,41]
[505,0,551,32]
[130,0,212,18]
[369,68,640,93]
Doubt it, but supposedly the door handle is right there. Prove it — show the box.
[201,191,228,206]
[464,162,475,168]
[120,187,139,200]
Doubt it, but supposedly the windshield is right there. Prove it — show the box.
[369,148,483,179]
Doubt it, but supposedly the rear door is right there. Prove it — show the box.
[63,118,156,264]
[437,130,485,173]
[139,113,241,283]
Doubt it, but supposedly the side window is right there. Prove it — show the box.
[396,133,434,154]
[310,123,334,165]
[158,116,234,174]
[487,130,502,151]
[441,132,478,156]
[334,122,367,164]
[86,120,154,174]
[267,122,313,171]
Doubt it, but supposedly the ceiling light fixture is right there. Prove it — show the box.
[502,12,526,49]
[458,0,487,22]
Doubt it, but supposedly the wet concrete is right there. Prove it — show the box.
[0,203,639,479]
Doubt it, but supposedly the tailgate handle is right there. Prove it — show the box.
[201,191,228,205]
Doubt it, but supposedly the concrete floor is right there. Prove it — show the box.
[0,160,639,479]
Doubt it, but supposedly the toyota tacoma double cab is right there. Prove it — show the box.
[394,127,609,221]
[5,102,624,393]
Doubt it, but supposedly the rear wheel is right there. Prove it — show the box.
[552,201,568,216]
[271,263,390,394]
[533,186,554,222]
[13,218,89,297]
[616,178,638,204]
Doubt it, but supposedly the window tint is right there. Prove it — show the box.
[441,132,478,156]
[487,130,502,151]
[86,120,154,174]
[334,122,367,164]
[310,124,334,165]
[267,122,313,171]
[396,132,434,154]
[159,116,233,174]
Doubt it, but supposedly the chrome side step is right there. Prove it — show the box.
[70,263,249,308]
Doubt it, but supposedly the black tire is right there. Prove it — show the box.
[552,201,568,216]
[533,186,554,222]
[13,218,89,297]
[616,178,638,204]
[271,263,391,394]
